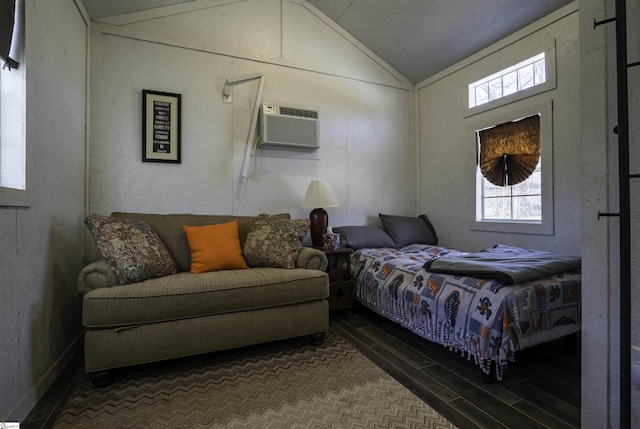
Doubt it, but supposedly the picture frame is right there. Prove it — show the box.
[142,90,181,163]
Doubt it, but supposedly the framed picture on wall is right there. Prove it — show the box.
[142,90,181,163]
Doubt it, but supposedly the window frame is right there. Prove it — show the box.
[0,64,29,208]
[469,100,554,235]
[0,0,29,208]
[464,43,556,118]
[468,53,546,109]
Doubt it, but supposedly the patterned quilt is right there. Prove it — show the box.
[350,244,581,380]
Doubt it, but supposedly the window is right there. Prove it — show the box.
[470,101,553,235]
[464,45,556,119]
[1,68,26,192]
[0,0,28,207]
[479,159,542,222]
[477,114,541,222]
[469,53,546,108]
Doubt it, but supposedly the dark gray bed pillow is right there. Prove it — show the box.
[378,213,439,248]
[332,226,395,249]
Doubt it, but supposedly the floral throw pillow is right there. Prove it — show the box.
[84,214,177,285]
[243,214,310,269]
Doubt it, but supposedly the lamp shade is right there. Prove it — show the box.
[302,180,340,209]
[302,180,339,248]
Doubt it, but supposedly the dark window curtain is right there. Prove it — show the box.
[478,114,540,186]
[0,0,19,69]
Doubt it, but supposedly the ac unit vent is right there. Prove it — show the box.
[279,107,319,119]
[258,104,319,151]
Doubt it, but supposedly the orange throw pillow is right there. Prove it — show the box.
[183,221,248,273]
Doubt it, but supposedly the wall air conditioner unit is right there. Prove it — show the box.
[257,103,319,151]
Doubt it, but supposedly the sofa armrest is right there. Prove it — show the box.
[296,247,328,271]
[77,260,119,295]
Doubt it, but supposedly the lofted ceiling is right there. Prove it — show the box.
[81,0,573,84]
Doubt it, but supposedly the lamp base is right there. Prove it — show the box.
[309,208,328,248]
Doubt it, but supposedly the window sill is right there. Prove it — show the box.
[471,219,553,236]
[0,187,31,208]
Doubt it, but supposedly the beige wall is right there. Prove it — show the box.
[0,0,88,421]
[579,0,612,425]
[580,0,640,426]
[88,0,416,228]
[415,1,639,425]
[416,4,581,256]
[1,0,414,420]
[416,0,639,425]
[3,0,637,425]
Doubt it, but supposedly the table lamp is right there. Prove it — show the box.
[302,180,340,248]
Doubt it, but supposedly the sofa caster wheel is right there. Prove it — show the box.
[89,370,113,387]
[309,333,325,346]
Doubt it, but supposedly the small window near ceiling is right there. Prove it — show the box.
[468,53,546,109]
[476,114,541,222]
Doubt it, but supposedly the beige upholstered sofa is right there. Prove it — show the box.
[77,212,329,385]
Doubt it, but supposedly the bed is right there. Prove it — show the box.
[334,215,581,381]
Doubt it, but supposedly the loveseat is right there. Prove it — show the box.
[77,212,329,385]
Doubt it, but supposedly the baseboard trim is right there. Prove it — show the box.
[7,331,84,422]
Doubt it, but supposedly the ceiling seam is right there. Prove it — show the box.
[335,0,355,22]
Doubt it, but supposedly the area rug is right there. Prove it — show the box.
[53,332,456,429]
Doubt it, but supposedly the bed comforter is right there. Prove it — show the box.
[351,244,581,380]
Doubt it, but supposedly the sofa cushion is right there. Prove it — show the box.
[84,214,177,285]
[183,221,248,273]
[82,268,329,328]
[243,214,310,269]
[111,212,290,273]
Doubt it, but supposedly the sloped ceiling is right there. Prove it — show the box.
[81,0,573,84]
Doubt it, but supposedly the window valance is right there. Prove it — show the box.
[478,114,540,186]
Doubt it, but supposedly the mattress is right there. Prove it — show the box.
[350,244,581,380]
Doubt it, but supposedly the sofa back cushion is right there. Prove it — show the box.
[85,214,178,284]
[243,214,310,269]
[111,212,290,273]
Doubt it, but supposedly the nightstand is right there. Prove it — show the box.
[322,248,354,314]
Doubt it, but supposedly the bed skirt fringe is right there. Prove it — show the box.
[356,281,512,381]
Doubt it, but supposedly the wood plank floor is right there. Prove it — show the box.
[332,303,581,429]
[22,302,580,429]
